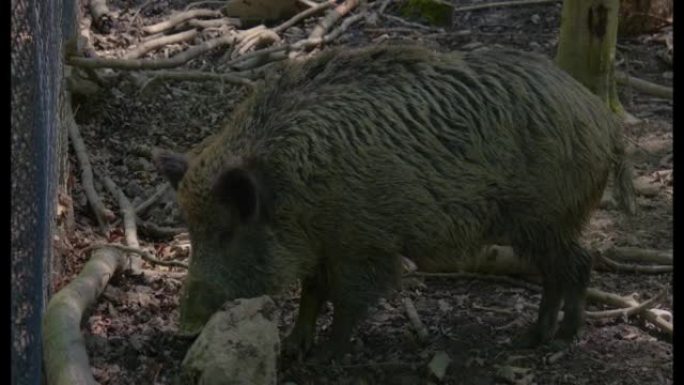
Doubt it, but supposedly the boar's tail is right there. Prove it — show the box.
[612,143,637,216]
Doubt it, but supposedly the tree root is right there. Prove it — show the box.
[102,177,144,274]
[143,9,223,34]
[65,99,114,233]
[450,0,561,13]
[586,287,672,336]
[68,34,237,70]
[139,69,255,88]
[403,297,430,342]
[43,247,126,385]
[615,71,673,100]
[309,0,359,39]
[124,29,200,59]
[597,255,672,274]
[186,17,241,29]
[135,183,171,215]
[274,0,335,34]
[604,246,672,265]
[585,287,667,319]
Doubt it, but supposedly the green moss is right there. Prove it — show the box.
[399,0,453,27]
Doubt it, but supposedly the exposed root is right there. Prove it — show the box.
[138,69,255,89]
[135,183,171,216]
[597,254,672,274]
[450,0,561,13]
[68,34,237,70]
[309,0,360,40]
[587,287,672,336]
[85,243,189,269]
[615,71,673,100]
[102,177,143,274]
[143,9,223,34]
[43,247,126,385]
[186,17,241,29]
[124,29,200,59]
[403,297,430,342]
[65,99,114,233]
[585,288,667,319]
[273,0,335,33]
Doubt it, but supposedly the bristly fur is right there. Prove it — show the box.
[168,44,637,349]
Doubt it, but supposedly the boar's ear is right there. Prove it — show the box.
[152,149,189,190]
[212,168,259,223]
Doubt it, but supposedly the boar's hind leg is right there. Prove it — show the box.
[555,242,592,342]
[283,273,328,361]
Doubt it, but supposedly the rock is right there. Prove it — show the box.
[180,296,280,385]
[634,175,660,197]
[427,351,451,380]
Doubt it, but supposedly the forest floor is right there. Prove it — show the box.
[57,0,673,384]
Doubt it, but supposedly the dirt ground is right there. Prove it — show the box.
[57,0,673,384]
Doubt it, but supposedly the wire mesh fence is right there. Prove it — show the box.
[11,0,76,383]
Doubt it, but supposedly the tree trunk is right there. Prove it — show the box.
[555,0,624,115]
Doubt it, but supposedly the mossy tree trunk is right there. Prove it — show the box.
[555,0,624,115]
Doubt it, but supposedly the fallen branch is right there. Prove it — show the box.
[68,34,237,70]
[273,0,334,33]
[597,255,672,274]
[124,29,200,59]
[43,247,126,385]
[65,99,114,233]
[86,243,189,269]
[604,246,672,265]
[309,0,359,39]
[403,297,430,342]
[380,14,440,31]
[615,71,673,100]
[143,9,223,34]
[102,177,144,273]
[450,0,561,13]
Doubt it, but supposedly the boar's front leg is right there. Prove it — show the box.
[283,273,328,361]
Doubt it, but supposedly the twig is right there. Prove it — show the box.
[615,71,673,100]
[451,0,560,13]
[68,34,237,70]
[585,288,667,319]
[604,246,672,265]
[139,69,255,87]
[143,9,223,34]
[598,255,672,274]
[43,247,126,385]
[65,99,114,233]
[225,44,289,68]
[273,0,334,33]
[309,0,359,39]
[102,177,144,273]
[85,243,189,269]
[124,29,199,59]
[403,297,430,342]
